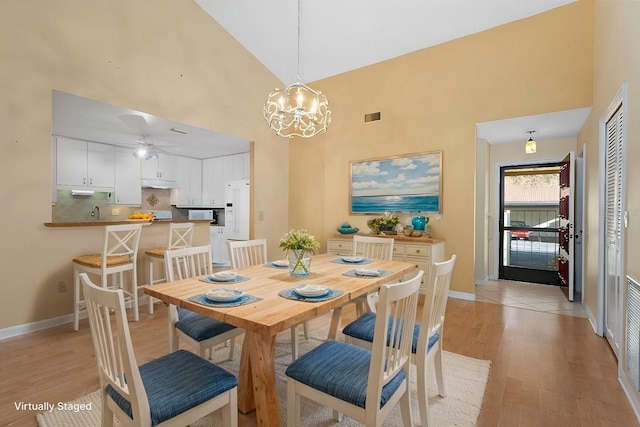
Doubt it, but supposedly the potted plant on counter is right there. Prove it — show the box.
[367,212,400,235]
[279,229,320,276]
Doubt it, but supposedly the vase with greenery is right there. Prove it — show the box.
[279,229,320,276]
[367,212,400,235]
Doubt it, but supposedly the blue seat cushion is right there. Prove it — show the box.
[285,340,406,409]
[176,308,237,341]
[106,349,237,426]
[342,313,440,354]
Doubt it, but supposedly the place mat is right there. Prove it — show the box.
[331,257,374,265]
[279,287,344,303]
[343,268,393,278]
[199,275,250,284]
[264,262,289,269]
[189,293,261,307]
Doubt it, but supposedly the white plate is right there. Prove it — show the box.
[272,260,289,267]
[210,271,238,281]
[294,285,329,297]
[341,256,364,263]
[206,289,244,302]
[355,268,381,277]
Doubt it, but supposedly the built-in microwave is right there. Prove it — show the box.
[188,209,214,221]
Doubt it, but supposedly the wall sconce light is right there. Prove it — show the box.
[525,129,537,154]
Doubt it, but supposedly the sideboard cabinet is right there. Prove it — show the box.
[327,235,445,292]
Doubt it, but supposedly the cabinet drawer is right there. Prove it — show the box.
[406,244,431,258]
[327,240,353,255]
[392,244,406,256]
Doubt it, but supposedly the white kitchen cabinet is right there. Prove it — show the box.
[114,147,141,205]
[174,156,202,206]
[210,225,229,265]
[327,235,445,293]
[202,157,225,207]
[56,137,114,189]
[242,152,250,179]
[140,153,175,181]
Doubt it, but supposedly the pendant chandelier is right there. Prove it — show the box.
[263,0,331,138]
[525,130,537,154]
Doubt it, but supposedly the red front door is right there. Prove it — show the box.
[558,152,575,301]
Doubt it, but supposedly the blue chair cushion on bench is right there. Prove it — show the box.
[285,340,406,409]
[176,308,236,341]
[342,312,440,354]
[106,349,237,426]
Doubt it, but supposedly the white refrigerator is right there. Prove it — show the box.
[225,179,250,241]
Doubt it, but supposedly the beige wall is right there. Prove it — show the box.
[578,2,640,327]
[289,1,594,295]
[0,0,290,330]
[485,137,579,280]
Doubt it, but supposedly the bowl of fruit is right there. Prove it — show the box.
[127,212,155,222]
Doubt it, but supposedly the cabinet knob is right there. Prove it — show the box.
[415,249,421,254]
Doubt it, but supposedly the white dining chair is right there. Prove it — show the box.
[327,235,395,340]
[227,239,309,360]
[79,272,238,427]
[285,270,422,427]
[342,255,457,426]
[165,245,245,361]
[144,222,194,314]
[72,224,142,331]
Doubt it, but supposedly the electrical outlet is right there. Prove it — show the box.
[112,208,120,216]
[57,281,67,293]
[258,211,264,221]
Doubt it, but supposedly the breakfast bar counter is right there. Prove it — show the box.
[43,219,211,227]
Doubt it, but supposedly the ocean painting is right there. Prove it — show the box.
[350,152,442,214]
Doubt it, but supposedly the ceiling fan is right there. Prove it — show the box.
[118,113,176,160]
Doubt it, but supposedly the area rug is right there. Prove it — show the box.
[37,337,490,426]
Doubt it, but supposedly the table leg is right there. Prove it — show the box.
[238,331,281,427]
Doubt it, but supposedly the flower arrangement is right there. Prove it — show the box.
[367,212,400,232]
[280,229,320,276]
[279,229,320,253]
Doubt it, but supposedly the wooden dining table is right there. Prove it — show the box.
[144,253,418,427]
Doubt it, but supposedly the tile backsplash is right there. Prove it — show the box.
[52,189,188,222]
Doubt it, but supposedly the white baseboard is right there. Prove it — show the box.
[583,303,600,336]
[0,313,75,340]
[475,276,489,286]
[620,370,640,424]
[0,297,148,341]
[449,290,476,301]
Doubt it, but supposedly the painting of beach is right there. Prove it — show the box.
[350,151,442,214]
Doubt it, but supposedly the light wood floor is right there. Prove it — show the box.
[1,297,637,427]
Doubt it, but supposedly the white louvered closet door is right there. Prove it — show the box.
[605,105,624,357]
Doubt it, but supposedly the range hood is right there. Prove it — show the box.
[141,179,179,189]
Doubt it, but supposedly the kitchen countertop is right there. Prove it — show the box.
[43,219,213,227]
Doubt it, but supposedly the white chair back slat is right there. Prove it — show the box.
[228,239,268,269]
[80,272,151,426]
[353,235,394,260]
[165,245,213,281]
[421,255,456,344]
[367,270,422,410]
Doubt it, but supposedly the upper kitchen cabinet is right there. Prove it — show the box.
[141,153,175,181]
[114,147,141,205]
[202,156,225,207]
[173,156,203,206]
[223,153,250,181]
[55,137,114,190]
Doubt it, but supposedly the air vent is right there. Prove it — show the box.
[364,112,381,123]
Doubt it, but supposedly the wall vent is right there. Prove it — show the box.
[626,275,640,391]
[364,112,381,123]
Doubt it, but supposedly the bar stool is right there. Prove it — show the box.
[72,224,143,331]
[144,222,194,314]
